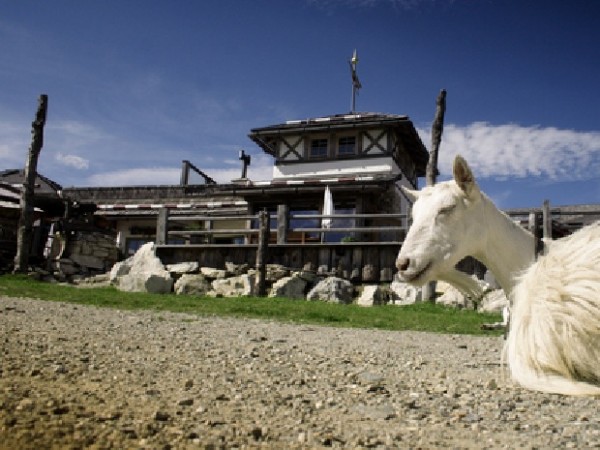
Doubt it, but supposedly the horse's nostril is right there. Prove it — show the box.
[397,257,410,271]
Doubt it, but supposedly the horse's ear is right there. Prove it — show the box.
[400,185,420,202]
[453,155,478,197]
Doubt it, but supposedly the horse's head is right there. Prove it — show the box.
[396,155,484,285]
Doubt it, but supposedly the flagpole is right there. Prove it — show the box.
[349,49,361,114]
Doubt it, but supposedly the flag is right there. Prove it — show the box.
[350,49,361,91]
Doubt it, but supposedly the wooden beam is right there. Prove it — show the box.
[14,94,48,273]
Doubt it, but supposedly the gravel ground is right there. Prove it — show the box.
[1,296,599,449]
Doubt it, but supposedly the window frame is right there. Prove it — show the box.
[336,135,357,157]
[308,136,329,159]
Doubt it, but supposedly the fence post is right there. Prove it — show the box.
[277,204,288,244]
[542,200,552,240]
[255,210,270,296]
[156,208,169,245]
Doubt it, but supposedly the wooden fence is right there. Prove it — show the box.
[154,200,598,288]
[154,207,409,286]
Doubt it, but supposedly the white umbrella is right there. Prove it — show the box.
[322,186,333,229]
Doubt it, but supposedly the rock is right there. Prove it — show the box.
[436,282,474,309]
[119,271,173,294]
[166,262,199,274]
[357,285,388,306]
[200,267,227,279]
[479,289,508,313]
[174,274,211,296]
[294,269,319,285]
[265,264,289,282]
[269,275,307,300]
[109,259,131,283]
[306,277,354,304]
[389,277,422,305]
[225,262,249,276]
[114,242,173,294]
[211,273,256,297]
[56,258,79,276]
[436,278,491,309]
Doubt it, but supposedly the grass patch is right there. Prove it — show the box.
[0,274,503,336]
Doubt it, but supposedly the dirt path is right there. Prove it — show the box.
[1,297,598,449]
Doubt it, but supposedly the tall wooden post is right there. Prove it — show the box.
[542,200,552,240]
[14,94,48,273]
[422,89,446,301]
[255,210,270,296]
[276,204,288,244]
[426,89,446,187]
[156,208,169,245]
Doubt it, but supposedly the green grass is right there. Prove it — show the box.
[0,274,503,336]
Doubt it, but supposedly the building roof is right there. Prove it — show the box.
[0,170,64,215]
[248,112,429,173]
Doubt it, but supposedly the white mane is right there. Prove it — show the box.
[396,154,600,396]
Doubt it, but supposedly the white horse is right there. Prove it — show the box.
[396,155,600,396]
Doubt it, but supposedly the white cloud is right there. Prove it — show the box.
[55,152,89,170]
[84,153,275,187]
[418,122,600,182]
[87,168,181,187]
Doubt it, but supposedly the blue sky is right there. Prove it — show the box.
[0,0,598,209]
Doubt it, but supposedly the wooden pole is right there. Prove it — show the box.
[422,89,446,302]
[276,204,288,244]
[426,89,446,187]
[156,208,169,245]
[255,210,270,296]
[14,94,48,273]
[542,199,552,240]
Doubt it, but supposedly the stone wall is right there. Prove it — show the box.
[47,229,119,280]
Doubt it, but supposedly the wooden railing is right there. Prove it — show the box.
[156,207,408,246]
[154,207,409,288]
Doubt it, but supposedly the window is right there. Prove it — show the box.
[309,138,328,158]
[337,136,356,156]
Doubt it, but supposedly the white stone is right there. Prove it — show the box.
[479,289,509,313]
[166,262,199,274]
[389,277,422,305]
[211,273,256,297]
[269,275,307,300]
[200,267,228,279]
[306,277,354,304]
[174,274,210,296]
[357,285,387,307]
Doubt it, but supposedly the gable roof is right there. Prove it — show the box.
[0,169,63,194]
[248,112,429,175]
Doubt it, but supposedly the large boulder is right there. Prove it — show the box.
[174,273,211,296]
[118,271,173,294]
[435,278,490,309]
[306,277,354,304]
[211,273,256,297]
[269,275,307,300]
[114,242,173,294]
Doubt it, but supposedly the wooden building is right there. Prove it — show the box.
[62,112,428,279]
[0,170,64,269]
